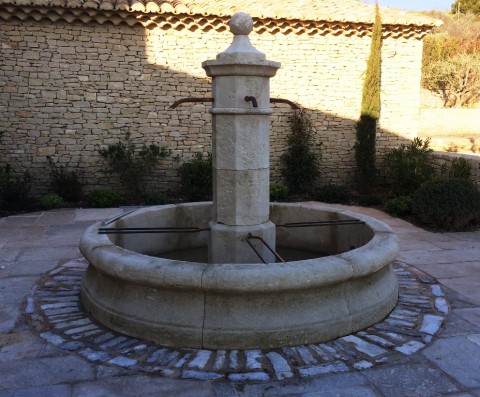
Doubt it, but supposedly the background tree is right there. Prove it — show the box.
[354,3,382,192]
[452,0,480,15]
[422,11,480,107]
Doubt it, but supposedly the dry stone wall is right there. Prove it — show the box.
[0,18,423,197]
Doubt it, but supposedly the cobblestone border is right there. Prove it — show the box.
[25,259,449,382]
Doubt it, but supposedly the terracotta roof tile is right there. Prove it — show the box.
[0,0,439,26]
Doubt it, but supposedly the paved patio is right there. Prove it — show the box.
[0,204,479,397]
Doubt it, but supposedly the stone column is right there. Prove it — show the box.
[202,13,281,264]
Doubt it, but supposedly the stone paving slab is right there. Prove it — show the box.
[0,247,21,262]
[230,372,372,396]
[0,226,47,248]
[414,261,480,280]
[362,362,461,396]
[70,375,216,397]
[0,332,50,363]
[1,384,73,397]
[455,308,480,328]
[32,210,76,226]
[440,277,480,306]
[9,259,63,277]
[398,248,480,267]
[72,208,123,222]
[422,336,480,389]
[17,247,81,262]
[0,355,96,390]
[0,276,37,333]
[439,313,480,338]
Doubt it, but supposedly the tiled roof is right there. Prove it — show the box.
[0,0,439,26]
[0,0,440,39]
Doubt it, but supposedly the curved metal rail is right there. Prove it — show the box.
[98,227,210,234]
[276,220,365,228]
[245,233,285,264]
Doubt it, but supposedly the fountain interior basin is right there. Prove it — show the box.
[80,202,399,349]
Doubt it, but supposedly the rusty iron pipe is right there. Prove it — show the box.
[170,96,299,110]
[170,97,214,109]
[270,98,301,110]
[244,96,258,108]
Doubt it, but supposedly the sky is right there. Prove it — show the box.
[361,0,453,11]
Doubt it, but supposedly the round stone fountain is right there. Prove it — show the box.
[80,13,399,350]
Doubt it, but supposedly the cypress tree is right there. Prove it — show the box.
[354,3,382,192]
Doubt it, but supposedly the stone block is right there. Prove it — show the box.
[213,114,270,170]
[212,76,271,109]
[36,146,56,156]
[214,168,269,225]
[208,220,276,264]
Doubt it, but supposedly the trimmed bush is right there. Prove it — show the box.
[384,138,435,195]
[40,193,64,209]
[0,164,31,210]
[99,132,170,200]
[145,191,166,205]
[47,158,83,202]
[314,184,352,204]
[281,110,321,194]
[87,189,123,208]
[412,178,480,230]
[443,157,472,180]
[357,194,383,207]
[270,184,289,202]
[385,195,413,217]
[179,153,212,202]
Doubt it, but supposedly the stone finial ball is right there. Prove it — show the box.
[229,12,254,35]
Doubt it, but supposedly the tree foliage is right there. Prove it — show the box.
[354,4,382,192]
[452,0,480,15]
[423,52,480,107]
[422,11,480,107]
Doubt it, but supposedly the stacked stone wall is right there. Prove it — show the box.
[0,18,423,197]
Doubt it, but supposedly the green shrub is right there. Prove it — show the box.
[145,191,166,205]
[47,157,83,202]
[179,153,212,202]
[314,184,352,204]
[40,193,64,209]
[357,194,383,207]
[270,184,289,202]
[281,110,321,194]
[0,164,31,210]
[384,138,435,195]
[412,178,480,230]
[87,189,123,208]
[443,157,472,179]
[385,195,413,217]
[99,132,170,200]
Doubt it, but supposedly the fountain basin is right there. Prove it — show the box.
[80,202,399,349]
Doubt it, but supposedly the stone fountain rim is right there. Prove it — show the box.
[79,202,399,294]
